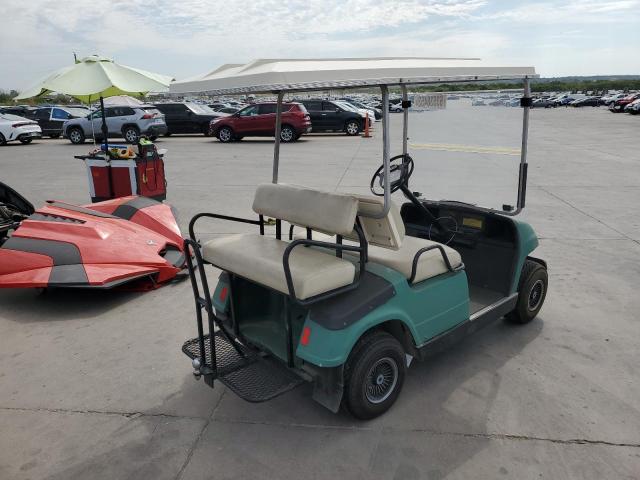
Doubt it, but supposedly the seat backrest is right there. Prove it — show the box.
[252,183,358,237]
[354,195,405,250]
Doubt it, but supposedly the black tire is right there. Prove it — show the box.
[19,138,33,144]
[123,126,140,144]
[149,135,158,141]
[67,127,85,144]
[202,124,212,137]
[164,132,172,137]
[345,119,361,136]
[280,125,296,143]
[217,126,234,143]
[343,331,406,420]
[49,133,60,139]
[506,260,548,324]
[0,133,5,146]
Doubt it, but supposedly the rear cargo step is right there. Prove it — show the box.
[182,331,304,402]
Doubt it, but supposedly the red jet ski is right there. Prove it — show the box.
[0,182,185,290]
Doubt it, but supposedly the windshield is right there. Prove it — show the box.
[65,108,90,118]
[404,89,525,211]
[187,103,215,114]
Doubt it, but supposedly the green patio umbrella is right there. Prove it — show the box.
[15,55,173,151]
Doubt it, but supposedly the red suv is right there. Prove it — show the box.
[209,102,312,142]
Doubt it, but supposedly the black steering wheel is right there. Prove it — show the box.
[370,154,414,196]
[369,153,454,240]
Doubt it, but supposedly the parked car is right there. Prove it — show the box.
[63,105,167,144]
[341,99,382,120]
[0,114,42,145]
[300,100,365,135]
[550,95,575,106]
[600,93,626,106]
[30,106,88,138]
[209,102,311,142]
[154,102,226,136]
[610,93,640,112]
[624,98,640,114]
[531,98,555,108]
[570,96,601,107]
[0,106,38,117]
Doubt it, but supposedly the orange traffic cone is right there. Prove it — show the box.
[363,112,371,138]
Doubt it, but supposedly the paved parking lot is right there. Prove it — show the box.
[1,105,639,479]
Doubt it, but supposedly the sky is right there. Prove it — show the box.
[1,0,638,90]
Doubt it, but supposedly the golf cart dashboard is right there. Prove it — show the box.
[400,201,516,248]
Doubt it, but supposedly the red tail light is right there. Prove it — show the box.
[219,286,228,302]
[300,326,311,346]
[141,113,155,119]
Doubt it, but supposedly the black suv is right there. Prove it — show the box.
[299,100,364,135]
[154,102,226,136]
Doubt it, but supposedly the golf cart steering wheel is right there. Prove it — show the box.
[370,154,414,196]
[369,153,454,240]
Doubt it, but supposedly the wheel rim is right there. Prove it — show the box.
[364,357,398,404]
[346,122,358,135]
[70,130,81,142]
[125,129,137,142]
[281,128,293,141]
[220,129,231,141]
[527,279,545,312]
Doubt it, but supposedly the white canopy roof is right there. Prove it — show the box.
[170,57,538,95]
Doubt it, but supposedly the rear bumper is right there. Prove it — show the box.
[16,131,42,140]
[145,125,168,136]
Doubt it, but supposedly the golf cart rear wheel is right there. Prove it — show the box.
[68,128,85,144]
[507,260,548,324]
[345,120,360,136]
[19,138,32,144]
[123,126,140,144]
[202,124,212,136]
[217,126,234,143]
[344,331,405,419]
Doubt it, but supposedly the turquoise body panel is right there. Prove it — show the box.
[212,217,540,370]
[510,220,539,294]
[296,262,469,368]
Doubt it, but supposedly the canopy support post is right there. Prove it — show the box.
[368,85,392,219]
[506,77,531,216]
[100,96,109,153]
[272,91,285,184]
[401,84,409,156]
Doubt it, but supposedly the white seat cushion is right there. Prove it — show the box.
[367,235,462,283]
[202,234,355,300]
[293,231,462,283]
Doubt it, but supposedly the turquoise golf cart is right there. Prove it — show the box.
[173,58,547,419]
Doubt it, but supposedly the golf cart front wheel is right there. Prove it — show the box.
[344,331,406,420]
[507,260,548,324]
[19,138,33,144]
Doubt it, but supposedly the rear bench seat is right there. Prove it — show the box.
[295,195,463,284]
[202,184,360,300]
